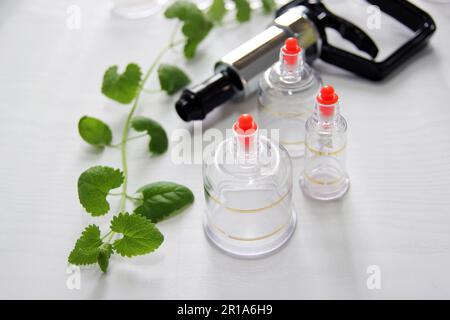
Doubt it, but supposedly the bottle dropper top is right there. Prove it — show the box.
[233,114,258,157]
[280,37,303,82]
[234,114,257,134]
[317,85,339,117]
[282,37,302,65]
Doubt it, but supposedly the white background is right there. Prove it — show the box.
[0,0,449,299]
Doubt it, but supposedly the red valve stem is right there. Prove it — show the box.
[282,37,301,65]
[235,114,257,133]
[317,85,339,116]
[234,114,257,147]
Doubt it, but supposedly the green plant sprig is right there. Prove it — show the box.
[70,25,194,273]
[69,0,277,273]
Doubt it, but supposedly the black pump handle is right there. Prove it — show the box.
[277,0,436,80]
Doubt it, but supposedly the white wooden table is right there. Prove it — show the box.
[1,0,449,299]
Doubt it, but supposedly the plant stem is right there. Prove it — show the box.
[126,194,142,201]
[118,27,182,213]
[119,99,138,212]
[110,133,147,148]
[101,230,113,241]
[142,88,163,94]
[103,231,115,244]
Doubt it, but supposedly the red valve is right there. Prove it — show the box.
[282,37,301,65]
[317,85,339,116]
[234,114,257,148]
[235,114,257,133]
[283,37,301,54]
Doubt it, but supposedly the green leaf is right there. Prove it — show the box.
[164,1,213,58]
[111,212,164,257]
[97,244,113,273]
[207,0,227,23]
[78,116,112,147]
[131,116,168,155]
[68,225,103,266]
[134,182,194,223]
[102,63,142,104]
[233,0,251,22]
[157,64,191,95]
[261,0,276,14]
[68,225,114,273]
[77,166,124,216]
